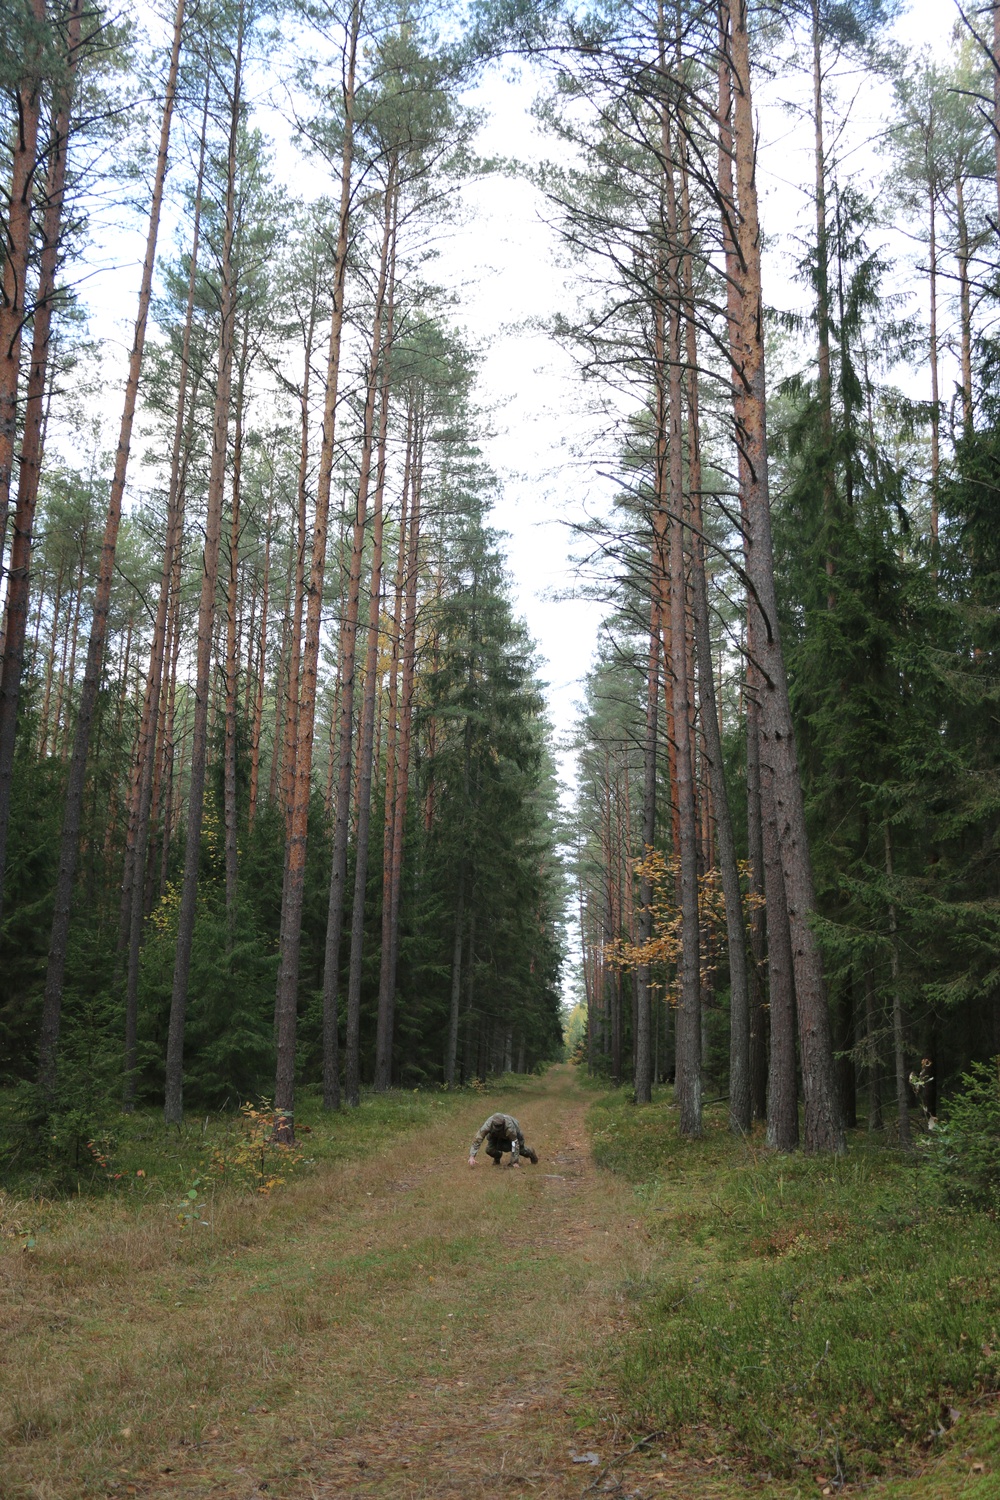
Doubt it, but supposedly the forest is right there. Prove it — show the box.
[6,0,1000,1495]
[0,0,998,1172]
[1,0,572,1164]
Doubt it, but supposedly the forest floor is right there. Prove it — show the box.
[2,1066,998,1500]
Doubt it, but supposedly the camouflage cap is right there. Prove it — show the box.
[490,1113,506,1127]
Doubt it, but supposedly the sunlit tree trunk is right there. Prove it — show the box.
[280,300,317,833]
[248,482,273,829]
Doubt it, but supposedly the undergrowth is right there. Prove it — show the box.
[589,1089,1000,1487]
[0,1082,489,1242]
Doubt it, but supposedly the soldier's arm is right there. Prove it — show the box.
[469,1120,490,1162]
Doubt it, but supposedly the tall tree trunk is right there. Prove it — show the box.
[928,178,940,544]
[317,131,393,1116]
[37,0,185,1091]
[680,124,750,1134]
[119,63,209,1037]
[374,404,416,1090]
[728,0,843,1151]
[248,482,273,828]
[345,176,396,1108]
[223,321,248,939]
[273,6,361,1133]
[0,0,46,604]
[810,0,837,606]
[634,597,658,1105]
[663,114,701,1139]
[746,695,768,1120]
[164,10,241,1125]
[955,172,973,440]
[279,305,316,832]
[0,0,79,935]
[884,824,910,1149]
[373,423,409,1092]
[762,756,798,1150]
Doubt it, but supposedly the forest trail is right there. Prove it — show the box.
[238,1064,650,1500]
[6,1067,695,1500]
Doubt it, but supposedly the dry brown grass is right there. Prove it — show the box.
[3,1071,996,1500]
[2,1071,648,1499]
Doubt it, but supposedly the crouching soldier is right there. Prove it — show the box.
[468,1111,538,1168]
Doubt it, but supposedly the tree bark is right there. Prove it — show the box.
[317,120,393,1115]
[0,0,46,611]
[345,173,396,1107]
[728,0,843,1151]
[0,0,77,936]
[36,0,184,1090]
[746,695,768,1120]
[223,320,249,939]
[164,9,241,1124]
[119,64,209,1038]
[634,601,658,1104]
[680,124,750,1134]
[248,480,273,829]
[884,824,910,1149]
[761,755,798,1150]
[274,1,361,1130]
[374,402,419,1090]
[662,114,701,1140]
[955,171,973,440]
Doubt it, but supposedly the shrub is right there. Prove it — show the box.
[923,1057,1000,1213]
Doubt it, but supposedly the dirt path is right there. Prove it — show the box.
[5,1067,668,1500]
[175,1065,649,1499]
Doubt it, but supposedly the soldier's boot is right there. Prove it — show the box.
[523,1146,538,1164]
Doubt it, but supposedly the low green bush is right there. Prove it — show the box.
[921,1058,1000,1213]
[589,1089,1000,1485]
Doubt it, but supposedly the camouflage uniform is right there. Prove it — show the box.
[469,1112,538,1165]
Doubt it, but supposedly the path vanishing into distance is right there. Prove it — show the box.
[6,1068,675,1500]
[5,1067,997,1500]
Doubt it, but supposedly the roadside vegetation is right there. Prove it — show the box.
[589,1083,1000,1493]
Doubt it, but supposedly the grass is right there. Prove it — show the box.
[1,1071,618,1499]
[0,1080,478,1204]
[588,1087,1000,1492]
[4,1069,999,1498]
